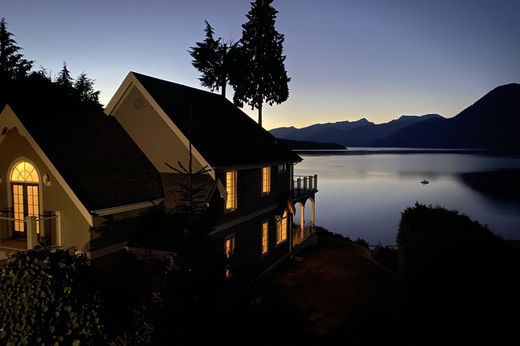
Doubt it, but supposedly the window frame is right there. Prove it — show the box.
[261,220,269,256]
[276,210,288,245]
[225,170,238,211]
[261,166,271,195]
[224,233,235,258]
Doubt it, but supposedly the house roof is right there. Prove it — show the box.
[131,72,301,168]
[1,79,164,212]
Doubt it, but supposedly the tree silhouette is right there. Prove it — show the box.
[32,66,52,81]
[74,72,100,105]
[0,17,33,80]
[189,21,238,98]
[55,61,74,94]
[231,0,290,127]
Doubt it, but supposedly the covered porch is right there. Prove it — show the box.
[291,174,318,249]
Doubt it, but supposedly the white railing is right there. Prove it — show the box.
[0,211,62,249]
[292,174,318,198]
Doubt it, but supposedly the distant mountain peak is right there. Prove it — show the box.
[398,114,441,119]
[270,83,519,151]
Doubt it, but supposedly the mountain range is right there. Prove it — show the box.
[270,83,520,151]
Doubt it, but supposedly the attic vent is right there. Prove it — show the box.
[134,98,145,110]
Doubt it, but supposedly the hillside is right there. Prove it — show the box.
[270,114,442,146]
[278,139,345,150]
[373,83,520,150]
[270,83,520,151]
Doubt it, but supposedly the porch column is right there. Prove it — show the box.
[300,203,305,232]
[311,199,316,227]
[55,211,63,246]
[26,215,37,249]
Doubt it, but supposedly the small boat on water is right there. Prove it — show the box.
[421,179,429,185]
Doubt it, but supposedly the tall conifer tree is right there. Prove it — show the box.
[189,21,236,97]
[0,17,33,80]
[74,72,100,105]
[55,61,74,91]
[231,0,290,127]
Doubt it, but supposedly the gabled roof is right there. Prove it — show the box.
[127,72,301,168]
[1,79,164,212]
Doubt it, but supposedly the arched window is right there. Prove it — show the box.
[10,161,39,183]
[9,160,40,235]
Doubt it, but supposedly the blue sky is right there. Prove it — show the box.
[3,0,519,129]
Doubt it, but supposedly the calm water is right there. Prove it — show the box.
[295,150,520,245]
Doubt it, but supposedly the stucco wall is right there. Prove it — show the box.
[0,112,92,250]
[111,85,206,174]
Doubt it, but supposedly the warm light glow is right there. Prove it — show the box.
[262,221,269,255]
[10,161,41,234]
[262,167,271,194]
[276,210,288,244]
[12,185,24,232]
[226,171,237,210]
[225,236,235,258]
[10,161,39,183]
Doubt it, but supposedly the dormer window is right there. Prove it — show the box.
[262,167,271,195]
[225,170,237,210]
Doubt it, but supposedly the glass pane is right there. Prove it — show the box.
[226,171,237,210]
[13,185,24,232]
[262,167,271,193]
[262,222,268,254]
[10,161,39,183]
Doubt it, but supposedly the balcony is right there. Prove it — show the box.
[292,174,318,199]
[0,210,63,253]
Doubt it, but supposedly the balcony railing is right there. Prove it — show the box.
[292,174,318,198]
[0,210,63,250]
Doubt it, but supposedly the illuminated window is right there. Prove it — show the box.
[224,234,235,279]
[10,161,39,183]
[278,164,286,173]
[225,171,237,210]
[262,167,271,194]
[225,235,235,258]
[12,185,24,232]
[9,161,40,234]
[261,221,269,255]
[276,210,288,244]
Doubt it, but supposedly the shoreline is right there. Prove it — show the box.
[295,147,519,156]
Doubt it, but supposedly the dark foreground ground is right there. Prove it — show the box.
[229,236,398,342]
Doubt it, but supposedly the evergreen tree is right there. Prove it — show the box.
[231,0,290,127]
[32,65,52,81]
[0,17,33,80]
[74,72,100,105]
[55,61,74,91]
[189,21,238,98]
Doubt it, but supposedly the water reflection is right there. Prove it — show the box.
[295,152,520,245]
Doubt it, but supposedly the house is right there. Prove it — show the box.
[0,72,317,272]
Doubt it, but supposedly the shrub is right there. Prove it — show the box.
[396,203,518,340]
[397,203,507,280]
[0,247,104,345]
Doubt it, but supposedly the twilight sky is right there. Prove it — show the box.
[3,0,519,129]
